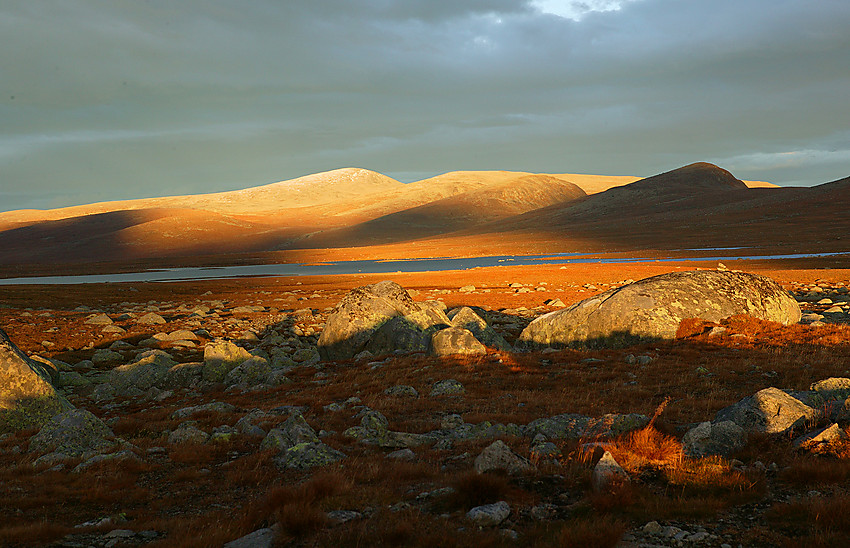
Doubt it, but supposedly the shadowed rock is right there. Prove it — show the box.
[29,408,114,457]
[430,327,486,357]
[318,280,450,360]
[1,327,73,432]
[474,440,534,475]
[592,451,630,492]
[447,307,511,350]
[716,387,815,435]
[519,270,801,347]
[682,420,747,458]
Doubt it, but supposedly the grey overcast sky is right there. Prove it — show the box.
[2,0,849,212]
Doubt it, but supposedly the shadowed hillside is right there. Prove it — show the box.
[0,162,844,272]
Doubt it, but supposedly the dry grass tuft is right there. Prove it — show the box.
[555,516,628,548]
[444,471,512,510]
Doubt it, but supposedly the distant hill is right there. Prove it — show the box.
[4,162,839,274]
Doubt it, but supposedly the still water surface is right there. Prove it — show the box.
[0,251,846,285]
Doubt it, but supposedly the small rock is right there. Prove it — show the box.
[430,379,465,397]
[474,440,533,475]
[591,451,629,492]
[467,501,510,527]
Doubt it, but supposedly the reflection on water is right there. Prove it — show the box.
[0,251,847,285]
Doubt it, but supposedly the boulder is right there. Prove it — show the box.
[365,316,430,355]
[260,414,319,451]
[430,379,466,397]
[430,327,486,357]
[795,423,848,448]
[0,327,73,432]
[317,281,450,361]
[274,442,346,470]
[224,356,272,387]
[203,340,252,382]
[108,350,176,396]
[467,501,511,527]
[519,270,801,347]
[715,387,815,435]
[523,413,649,440]
[474,440,534,475]
[29,409,114,457]
[682,421,746,458]
[592,451,630,492]
[448,307,511,350]
[167,423,210,445]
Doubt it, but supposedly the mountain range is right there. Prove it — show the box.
[0,163,846,273]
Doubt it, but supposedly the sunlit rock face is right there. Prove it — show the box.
[317,280,450,361]
[519,270,801,347]
[0,327,73,432]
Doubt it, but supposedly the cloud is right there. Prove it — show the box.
[1,0,849,211]
[531,0,643,20]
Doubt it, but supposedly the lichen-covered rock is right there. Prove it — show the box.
[384,385,419,397]
[224,356,272,387]
[519,270,801,347]
[474,440,534,475]
[72,449,141,473]
[162,362,204,390]
[522,413,649,440]
[366,316,430,355]
[448,307,511,351]
[682,421,747,458]
[170,401,236,420]
[274,442,345,469]
[29,409,114,457]
[167,423,210,444]
[0,327,73,432]
[430,327,486,357]
[343,409,434,448]
[430,379,466,397]
[109,350,176,395]
[715,387,815,435]
[203,340,252,382]
[317,281,450,361]
[260,414,319,451]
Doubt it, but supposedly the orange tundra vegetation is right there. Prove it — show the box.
[1,265,850,547]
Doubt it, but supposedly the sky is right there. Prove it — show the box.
[2,0,849,212]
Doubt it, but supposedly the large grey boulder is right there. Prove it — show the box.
[29,409,115,457]
[430,327,486,357]
[203,340,252,382]
[108,350,176,396]
[1,327,73,432]
[715,387,816,435]
[317,281,450,360]
[519,270,801,347]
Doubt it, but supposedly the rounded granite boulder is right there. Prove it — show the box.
[519,270,801,347]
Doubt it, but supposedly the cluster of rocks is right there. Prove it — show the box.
[790,281,850,325]
[316,280,512,360]
[683,379,850,458]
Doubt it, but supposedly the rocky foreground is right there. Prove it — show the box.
[2,271,850,547]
